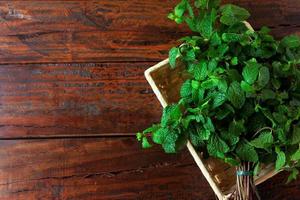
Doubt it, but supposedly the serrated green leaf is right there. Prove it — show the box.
[250,131,274,149]
[162,131,178,153]
[194,60,207,80]
[204,117,215,132]
[212,92,226,108]
[211,32,221,46]
[291,126,300,145]
[275,149,286,171]
[228,120,245,136]
[220,4,250,26]
[236,142,259,162]
[142,137,152,148]
[192,80,200,89]
[241,81,255,93]
[225,157,240,166]
[180,80,192,98]
[201,77,219,89]
[197,10,216,39]
[242,60,259,84]
[207,134,230,158]
[196,126,211,140]
[281,35,300,49]
[228,81,245,109]
[174,0,187,17]
[257,67,270,88]
[218,79,228,92]
[189,128,204,147]
[161,104,182,127]
[152,127,168,144]
[222,33,242,42]
[221,131,239,146]
[169,47,179,68]
[291,149,300,161]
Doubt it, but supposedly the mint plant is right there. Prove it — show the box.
[137,0,300,199]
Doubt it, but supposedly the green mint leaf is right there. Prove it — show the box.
[250,131,274,149]
[136,132,143,141]
[260,89,276,100]
[201,77,219,89]
[275,148,286,171]
[197,9,216,39]
[174,0,187,17]
[142,137,152,148]
[257,66,270,88]
[180,80,192,98]
[242,60,259,84]
[231,57,238,65]
[196,126,211,140]
[221,131,239,146]
[161,104,182,127]
[185,17,197,32]
[224,157,240,166]
[143,124,160,134]
[228,120,245,136]
[291,126,300,145]
[236,142,259,162]
[218,79,228,92]
[162,131,178,153]
[253,163,261,176]
[194,60,208,80]
[291,149,300,161]
[222,33,242,42]
[152,127,168,144]
[227,81,245,109]
[211,32,221,46]
[192,80,200,89]
[220,4,250,26]
[204,117,215,132]
[208,59,218,72]
[280,35,300,49]
[241,81,255,93]
[194,0,208,9]
[169,47,179,68]
[212,92,226,108]
[207,134,230,158]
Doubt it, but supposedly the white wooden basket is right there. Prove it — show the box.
[144,22,279,200]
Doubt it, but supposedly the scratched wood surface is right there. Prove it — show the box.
[0,0,299,199]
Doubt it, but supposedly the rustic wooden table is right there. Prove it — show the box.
[0,0,299,199]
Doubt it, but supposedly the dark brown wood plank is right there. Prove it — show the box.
[0,63,163,137]
[258,171,300,200]
[0,0,299,64]
[0,0,184,64]
[0,138,216,200]
[0,137,299,199]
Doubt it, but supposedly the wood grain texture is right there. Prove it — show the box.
[0,63,162,137]
[0,0,298,64]
[0,138,298,200]
[0,138,216,200]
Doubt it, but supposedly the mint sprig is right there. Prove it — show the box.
[138,0,300,182]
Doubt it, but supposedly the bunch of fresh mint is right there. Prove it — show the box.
[137,0,300,182]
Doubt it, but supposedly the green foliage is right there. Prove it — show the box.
[220,4,250,25]
[138,0,300,182]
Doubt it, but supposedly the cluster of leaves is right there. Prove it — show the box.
[137,0,300,182]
